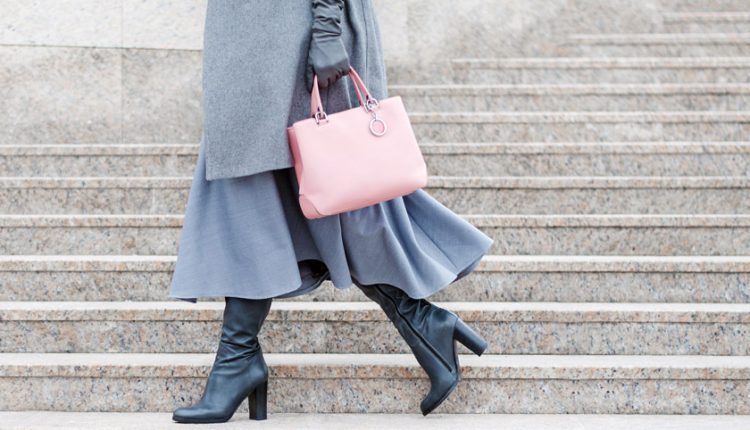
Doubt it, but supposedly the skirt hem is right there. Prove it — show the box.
[168,239,490,302]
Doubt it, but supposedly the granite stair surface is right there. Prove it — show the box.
[3,301,750,355]
[564,32,750,56]
[2,0,750,417]
[451,57,750,84]
[393,83,750,111]
[2,353,750,414]
[3,175,749,215]
[662,12,750,33]
[4,142,750,177]
[2,255,749,303]
[2,214,750,255]
[2,413,749,430]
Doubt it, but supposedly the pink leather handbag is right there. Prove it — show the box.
[287,67,428,219]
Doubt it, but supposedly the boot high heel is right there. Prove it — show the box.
[454,318,488,356]
[248,380,268,421]
[172,297,272,424]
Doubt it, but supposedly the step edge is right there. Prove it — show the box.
[1,255,749,273]
[2,301,749,323]
[1,353,749,380]
[3,214,750,228]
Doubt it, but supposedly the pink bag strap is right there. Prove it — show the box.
[310,67,373,120]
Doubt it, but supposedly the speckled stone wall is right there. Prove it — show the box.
[0,0,651,145]
[3,0,747,145]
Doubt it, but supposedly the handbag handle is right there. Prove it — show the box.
[310,67,375,122]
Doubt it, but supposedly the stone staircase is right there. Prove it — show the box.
[2,1,750,417]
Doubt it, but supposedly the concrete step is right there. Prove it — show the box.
[2,175,749,215]
[5,142,750,177]
[4,413,750,430]
[0,144,198,177]
[410,111,750,143]
[2,214,749,256]
[450,57,750,84]
[1,352,748,413]
[663,12,750,33]
[0,215,181,255]
[671,0,750,12]
[423,142,750,177]
[1,255,748,304]
[3,301,750,355]
[6,111,750,145]
[565,33,750,57]
[392,83,750,111]
[427,175,750,214]
[472,214,750,255]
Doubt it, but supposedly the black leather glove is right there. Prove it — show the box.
[306,0,350,92]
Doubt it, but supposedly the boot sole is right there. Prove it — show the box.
[172,415,232,424]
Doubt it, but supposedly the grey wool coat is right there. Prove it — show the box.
[202,0,388,180]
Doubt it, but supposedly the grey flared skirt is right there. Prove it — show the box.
[169,141,494,301]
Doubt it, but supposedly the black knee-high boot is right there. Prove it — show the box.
[172,297,272,424]
[355,282,488,415]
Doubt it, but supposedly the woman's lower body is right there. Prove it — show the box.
[171,0,493,419]
[168,142,493,422]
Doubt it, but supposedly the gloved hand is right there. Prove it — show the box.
[306,0,350,92]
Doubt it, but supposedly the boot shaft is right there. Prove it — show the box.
[217,297,272,357]
[355,282,458,371]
